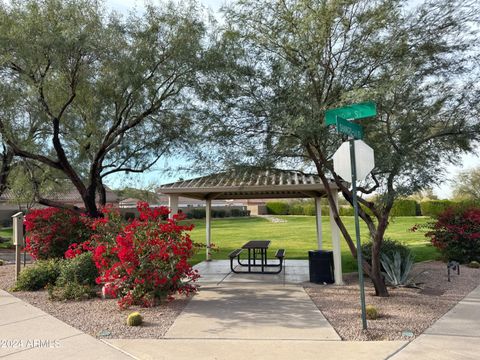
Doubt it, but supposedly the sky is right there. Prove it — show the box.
[103,0,480,199]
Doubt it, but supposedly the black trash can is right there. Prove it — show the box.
[308,250,335,284]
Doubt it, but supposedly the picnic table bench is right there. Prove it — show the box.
[229,240,285,274]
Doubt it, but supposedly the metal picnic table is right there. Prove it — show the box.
[229,240,285,274]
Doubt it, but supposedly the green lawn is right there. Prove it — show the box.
[187,216,438,272]
[0,228,13,249]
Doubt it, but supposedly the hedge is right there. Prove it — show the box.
[420,200,454,217]
[266,201,290,215]
[391,199,418,216]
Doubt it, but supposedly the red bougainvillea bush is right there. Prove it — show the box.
[25,208,92,260]
[426,207,480,263]
[92,202,200,308]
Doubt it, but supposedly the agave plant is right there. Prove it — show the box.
[380,251,423,288]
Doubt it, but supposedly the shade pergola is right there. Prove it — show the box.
[159,169,344,284]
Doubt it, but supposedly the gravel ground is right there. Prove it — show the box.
[305,261,480,341]
[0,264,190,339]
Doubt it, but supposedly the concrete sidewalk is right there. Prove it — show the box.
[0,290,134,359]
[165,284,340,340]
[390,285,480,360]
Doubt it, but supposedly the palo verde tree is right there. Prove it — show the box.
[196,0,480,295]
[0,0,205,216]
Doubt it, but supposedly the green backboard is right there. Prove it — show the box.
[325,101,377,125]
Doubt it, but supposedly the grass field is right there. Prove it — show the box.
[0,228,13,249]
[0,216,438,273]
[188,216,438,272]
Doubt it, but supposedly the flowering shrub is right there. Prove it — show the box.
[25,208,92,260]
[93,202,200,308]
[425,207,480,263]
[65,205,124,259]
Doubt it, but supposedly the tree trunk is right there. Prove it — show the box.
[0,146,14,196]
[97,180,106,206]
[368,214,390,297]
[83,184,101,217]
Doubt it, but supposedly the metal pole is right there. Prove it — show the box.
[349,138,368,330]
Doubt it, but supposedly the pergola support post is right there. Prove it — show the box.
[168,195,179,219]
[329,191,343,285]
[206,198,212,261]
[315,196,323,249]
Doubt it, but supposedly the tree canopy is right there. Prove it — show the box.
[0,0,205,216]
[194,0,480,295]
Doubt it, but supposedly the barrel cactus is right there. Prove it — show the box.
[126,312,143,326]
[468,261,480,269]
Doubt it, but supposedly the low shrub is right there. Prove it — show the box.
[361,238,411,266]
[365,305,378,320]
[266,201,289,215]
[24,208,92,260]
[426,207,480,263]
[57,252,98,287]
[48,282,96,301]
[14,259,61,291]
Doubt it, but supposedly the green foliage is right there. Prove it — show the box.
[391,200,418,217]
[420,200,454,217]
[289,204,305,215]
[190,208,206,219]
[48,282,96,301]
[126,312,143,326]
[365,305,378,320]
[380,251,420,287]
[212,209,226,218]
[57,252,98,287]
[339,207,354,216]
[0,0,206,216]
[0,259,4,266]
[14,259,61,291]
[362,238,411,266]
[266,201,289,215]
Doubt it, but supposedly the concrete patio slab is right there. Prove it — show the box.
[194,260,310,285]
[165,284,340,340]
[107,339,407,360]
